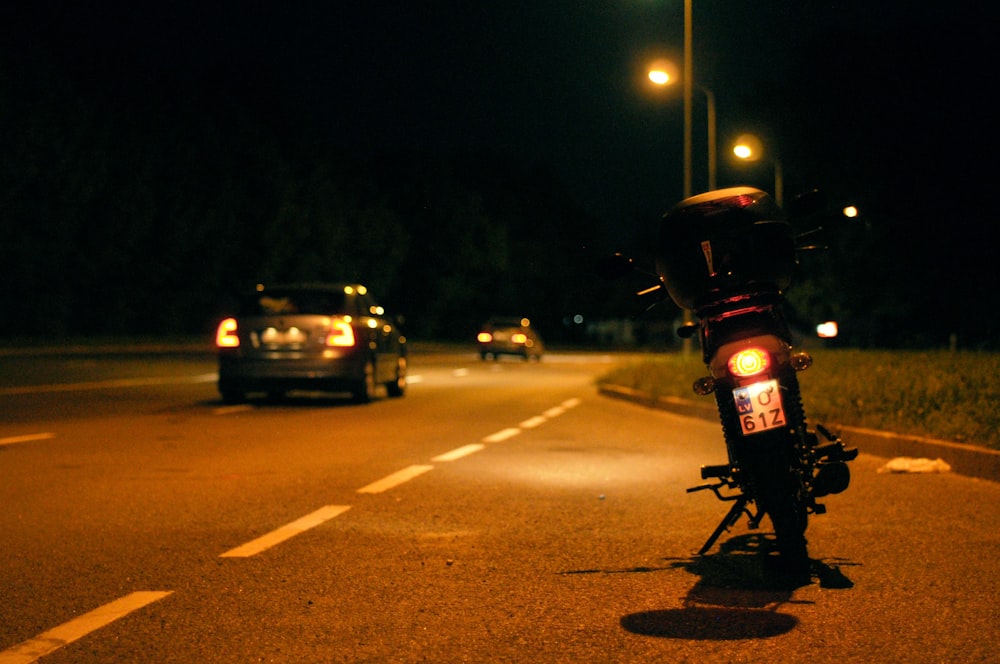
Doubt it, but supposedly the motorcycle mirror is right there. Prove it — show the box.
[676,322,699,339]
[594,252,635,280]
[794,226,830,252]
[787,188,826,220]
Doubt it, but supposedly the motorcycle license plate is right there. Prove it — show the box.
[732,379,786,435]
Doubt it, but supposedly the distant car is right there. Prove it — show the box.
[476,317,543,361]
[215,283,407,403]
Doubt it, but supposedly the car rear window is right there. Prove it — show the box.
[490,318,528,328]
[239,290,347,316]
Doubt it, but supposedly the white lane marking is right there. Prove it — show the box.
[220,505,352,558]
[542,406,565,418]
[357,465,434,494]
[543,354,616,364]
[0,374,218,396]
[561,398,582,409]
[212,404,254,416]
[0,433,55,447]
[519,416,547,429]
[0,591,173,664]
[432,444,485,462]
[482,428,521,443]
[452,368,469,377]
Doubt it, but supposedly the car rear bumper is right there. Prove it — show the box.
[218,354,365,393]
[478,343,542,358]
[480,343,525,354]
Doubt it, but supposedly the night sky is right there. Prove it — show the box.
[2,1,995,342]
[5,2,986,220]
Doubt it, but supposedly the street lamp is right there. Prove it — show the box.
[646,69,717,191]
[732,133,783,207]
[645,0,705,197]
[683,0,692,198]
[650,0,698,357]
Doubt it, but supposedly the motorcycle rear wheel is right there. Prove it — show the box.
[752,457,809,564]
[715,371,811,565]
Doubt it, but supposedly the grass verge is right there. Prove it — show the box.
[597,349,1000,451]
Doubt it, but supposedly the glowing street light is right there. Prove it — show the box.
[648,69,671,85]
[732,133,783,207]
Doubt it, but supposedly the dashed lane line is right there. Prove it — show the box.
[356,465,435,494]
[212,404,255,416]
[0,374,217,396]
[482,427,521,443]
[0,591,173,664]
[0,433,55,447]
[1,396,586,660]
[431,444,486,462]
[220,505,352,558]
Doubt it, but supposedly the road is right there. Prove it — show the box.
[0,348,997,663]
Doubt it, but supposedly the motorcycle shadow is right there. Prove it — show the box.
[687,533,856,591]
[620,534,856,640]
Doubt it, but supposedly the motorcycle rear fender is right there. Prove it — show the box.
[708,333,791,383]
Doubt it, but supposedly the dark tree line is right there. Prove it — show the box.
[1,18,995,349]
[0,47,629,343]
[719,21,998,350]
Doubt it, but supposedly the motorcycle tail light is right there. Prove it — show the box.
[477,332,493,343]
[325,318,356,347]
[728,347,769,377]
[216,318,240,348]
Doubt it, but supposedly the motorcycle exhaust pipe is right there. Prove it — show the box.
[813,461,851,497]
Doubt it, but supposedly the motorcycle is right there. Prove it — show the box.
[600,186,857,570]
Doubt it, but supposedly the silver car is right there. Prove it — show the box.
[215,283,406,403]
[476,317,544,361]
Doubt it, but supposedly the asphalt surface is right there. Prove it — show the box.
[2,346,997,662]
[3,338,995,484]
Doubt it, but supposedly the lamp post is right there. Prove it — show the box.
[703,86,716,190]
[732,133,783,207]
[646,0,708,194]
[645,78,716,191]
[647,0,701,356]
[683,0,692,198]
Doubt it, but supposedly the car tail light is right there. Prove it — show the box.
[477,332,493,343]
[511,333,528,344]
[728,347,769,377]
[325,318,356,347]
[216,318,239,348]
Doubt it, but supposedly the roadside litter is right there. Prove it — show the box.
[877,457,952,474]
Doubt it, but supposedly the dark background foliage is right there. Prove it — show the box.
[1,3,994,348]
[0,48,620,341]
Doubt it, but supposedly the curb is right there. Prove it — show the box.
[598,384,1000,484]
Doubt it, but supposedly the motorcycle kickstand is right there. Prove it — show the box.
[697,495,750,556]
